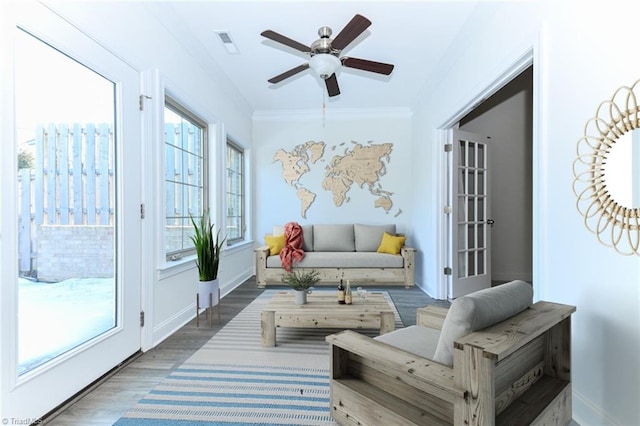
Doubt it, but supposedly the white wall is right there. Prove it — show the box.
[412,1,640,424]
[253,109,414,250]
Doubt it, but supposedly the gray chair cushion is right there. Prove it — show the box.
[354,224,397,252]
[375,325,441,359]
[313,224,355,252]
[433,280,533,366]
[273,224,313,252]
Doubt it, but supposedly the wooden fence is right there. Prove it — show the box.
[164,122,203,223]
[18,123,114,273]
[18,122,201,275]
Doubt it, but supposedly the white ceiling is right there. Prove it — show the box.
[143,1,482,113]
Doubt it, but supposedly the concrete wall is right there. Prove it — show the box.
[37,225,113,281]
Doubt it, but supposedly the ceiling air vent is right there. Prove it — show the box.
[216,31,239,54]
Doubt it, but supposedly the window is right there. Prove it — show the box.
[226,140,244,243]
[164,97,207,259]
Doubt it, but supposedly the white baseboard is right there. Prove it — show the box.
[150,269,254,348]
[221,268,253,298]
[573,388,619,425]
[416,282,440,299]
[151,303,194,347]
[492,272,533,283]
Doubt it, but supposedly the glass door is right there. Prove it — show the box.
[3,4,142,420]
[451,128,492,298]
[15,28,119,376]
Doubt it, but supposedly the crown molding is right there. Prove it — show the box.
[252,107,412,122]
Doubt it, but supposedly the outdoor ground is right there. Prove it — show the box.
[18,277,115,374]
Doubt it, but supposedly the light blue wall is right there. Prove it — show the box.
[253,108,414,251]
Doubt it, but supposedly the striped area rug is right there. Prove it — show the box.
[114,290,403,426]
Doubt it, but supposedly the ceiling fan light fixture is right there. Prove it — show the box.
[262,14,392,96]
[309,53,340,80]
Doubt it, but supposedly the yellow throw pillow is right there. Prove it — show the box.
[376,232,406,255]
[265,234,285,256]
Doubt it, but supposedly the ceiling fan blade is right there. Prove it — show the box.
[341,57,394,75]
[261,30,311,53]
[325,74,340,97]
[267,63,310,84]
[331,14,372,51]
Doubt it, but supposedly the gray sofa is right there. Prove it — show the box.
[254,224,415,288]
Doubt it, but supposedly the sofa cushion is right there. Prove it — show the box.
[377,232,406,255]
[313,224,355,252]
[273,224,313,252]
[354,224,396,252]
[302,225,313,252]
[266,252,404,268]
[264,234,285,255]
[375,325,441,359]
[433,280,533,366]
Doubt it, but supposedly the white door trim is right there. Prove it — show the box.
[2,3,144,419]
[436,48,535,300]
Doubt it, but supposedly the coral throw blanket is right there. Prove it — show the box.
[280,222,305,272]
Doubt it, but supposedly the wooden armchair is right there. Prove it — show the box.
[326,281,576,425]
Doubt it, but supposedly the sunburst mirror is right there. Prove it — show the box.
[573,79,640,255]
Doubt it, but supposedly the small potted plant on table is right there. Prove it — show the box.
[281,269,320,305]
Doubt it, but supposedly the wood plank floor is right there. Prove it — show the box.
[44,277,446,425]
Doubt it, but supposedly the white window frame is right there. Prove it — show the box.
[226,138,245,244]
[163,96,208,260]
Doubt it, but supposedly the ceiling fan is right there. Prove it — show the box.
[261,14,394,97]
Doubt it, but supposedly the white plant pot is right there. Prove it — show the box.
[294,290,308,305]
[198,279,219,308]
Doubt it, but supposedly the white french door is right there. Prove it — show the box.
[2,3,142,420]
[449,128,492,298]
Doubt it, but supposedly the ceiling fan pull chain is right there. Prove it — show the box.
[322,89,326,126]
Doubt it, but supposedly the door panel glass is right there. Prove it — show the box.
[15,29,116,375]
[456,139,488,280]
[478,250,485,274]
[477,144,485,168]
[458,196,466,222]
[467,225,475,249]
[468,171,475,194]
[458,252,466,278]
[458,224,466,248]
[478,198,485,221]
[468,144,476,167]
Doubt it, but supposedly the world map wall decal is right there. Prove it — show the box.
[273,140,402,218]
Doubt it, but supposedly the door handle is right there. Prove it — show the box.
[487,219,495,226]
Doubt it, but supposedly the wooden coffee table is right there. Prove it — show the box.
[261,291,396,347]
